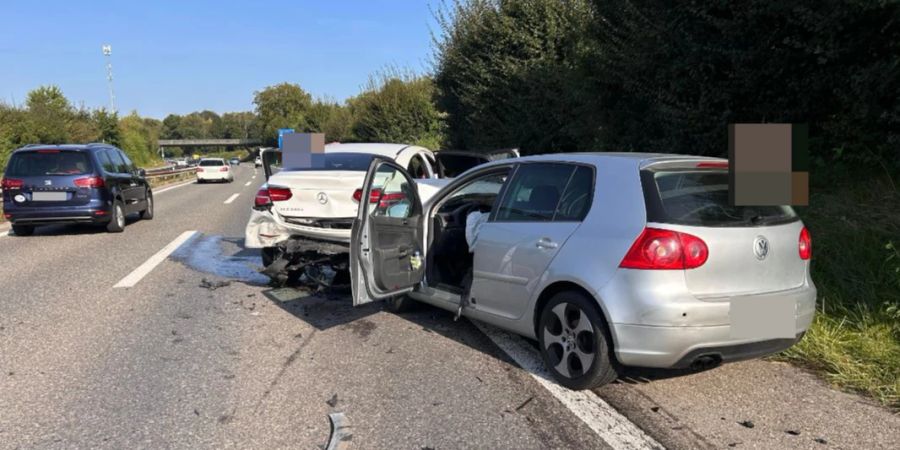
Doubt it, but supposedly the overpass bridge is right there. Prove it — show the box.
[157,139,263,158]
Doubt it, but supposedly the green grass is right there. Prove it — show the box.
[777,170,900,409]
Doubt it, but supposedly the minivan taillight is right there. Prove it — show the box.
[799,226,812,260]
[619,227,709,270]
[1,178,24,189]
[268,187,292,202]
[74,176,105,188]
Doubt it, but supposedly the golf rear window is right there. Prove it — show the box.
[6,151,92,177]
[199,159,225,166]
[642,169,797,227]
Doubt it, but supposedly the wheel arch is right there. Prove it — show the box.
[532,279,619,355]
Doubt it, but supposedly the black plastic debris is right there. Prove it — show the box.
[786,430,801,436]
[651,406,660,413]
[326,394,339,407]
[515,396,534,411]
[738,420,755,429]
[814,437,828,445]
[200,277,231,290]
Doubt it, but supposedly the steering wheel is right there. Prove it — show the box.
[450,202,488,226]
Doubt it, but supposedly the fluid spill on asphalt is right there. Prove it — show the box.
[171,233,270,285]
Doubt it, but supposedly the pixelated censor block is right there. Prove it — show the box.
[728,124,809,206]
[283,133,325,170]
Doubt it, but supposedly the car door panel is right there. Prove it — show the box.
[471,221,579,319]
[351,158,426,306]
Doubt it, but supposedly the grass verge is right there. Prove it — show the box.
[777,170,900,410]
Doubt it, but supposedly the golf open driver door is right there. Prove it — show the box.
[351,158,426,306]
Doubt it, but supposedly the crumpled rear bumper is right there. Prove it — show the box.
[244,209,352,249]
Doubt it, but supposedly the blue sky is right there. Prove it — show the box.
[0,1,439,118]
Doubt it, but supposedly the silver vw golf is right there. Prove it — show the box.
[350,153,816,389]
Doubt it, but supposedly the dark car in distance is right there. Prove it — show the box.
[1,144,154,235]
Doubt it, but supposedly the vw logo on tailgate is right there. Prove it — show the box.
[753,236,769,260]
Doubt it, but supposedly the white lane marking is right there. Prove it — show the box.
[472,321,662,450]
[224,193,240,204]
[114,231,197,288]
[154,179,195,194]
[244,181,252,186]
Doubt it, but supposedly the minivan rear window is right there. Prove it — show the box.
[642,170,798,227]
[5,151,92,177]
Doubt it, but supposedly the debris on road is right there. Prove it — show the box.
[200,277,231,290]
[515,396,533,411]
[814,437,828,444]
[738,420,755,429]
[326,394,339,408]
[786,430,801,436]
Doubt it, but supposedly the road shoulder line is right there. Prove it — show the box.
[472,321,663,450]
[113,230,197,288]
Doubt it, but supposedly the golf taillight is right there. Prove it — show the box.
[268,187,292,202]
[73,176,105,188]
[799,226,812,260]
[619,227,708,270]
[1,178,24,189]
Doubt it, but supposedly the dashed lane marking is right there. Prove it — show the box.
[472,321,663,450]
[244,181,252,186]
[113,231,197,288]
[224,193,240,204]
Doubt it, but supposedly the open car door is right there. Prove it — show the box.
[434,148,519,178]
[351,158,427,306]
[261,147,282,181]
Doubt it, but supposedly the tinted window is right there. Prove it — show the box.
[435,153,488,178]
[199,159,225,166]
[108,150,127,174]
[284,153,376,171]
[646,170,798,227]
[96,150,118,173]
[554,165,594,221]
[495,163,574,222]
[118,151,135,173]
[6,151,92,177]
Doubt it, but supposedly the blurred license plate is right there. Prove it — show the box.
[730,296,796,339]
[32,191,67,201]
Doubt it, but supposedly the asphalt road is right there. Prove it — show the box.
[0,164,897,449]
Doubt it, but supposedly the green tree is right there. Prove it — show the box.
[24,85,72,144]
[92,109,121,147]
[433,0,594,153]
[221,111,257,139]
[349,72,446,149]
[253,83,314,146]
[307,100,353,142]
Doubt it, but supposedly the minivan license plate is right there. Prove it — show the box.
[32,191,68,201]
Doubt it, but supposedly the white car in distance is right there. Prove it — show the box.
[196,158,234,183]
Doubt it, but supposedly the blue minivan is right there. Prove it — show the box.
[1,144,153,236]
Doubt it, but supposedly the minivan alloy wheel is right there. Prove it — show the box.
[543,303,596,378]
